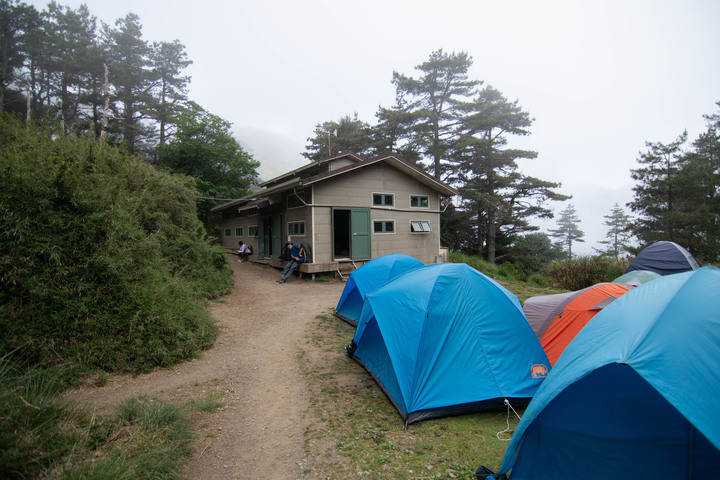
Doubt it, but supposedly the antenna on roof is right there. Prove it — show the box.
[328,129,337,157]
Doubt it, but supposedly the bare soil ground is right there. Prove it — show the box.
[65,257,347,480]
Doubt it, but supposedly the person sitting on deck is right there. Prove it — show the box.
[237,241,251,262]
[277,242,304,283]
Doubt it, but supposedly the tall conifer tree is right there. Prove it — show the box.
[391,49,479,181]
[549,204,585,260]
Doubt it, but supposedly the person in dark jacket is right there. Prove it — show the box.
[278,242,304,283]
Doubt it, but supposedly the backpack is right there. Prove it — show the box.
[300,242,313,263]
[246,244,253,255]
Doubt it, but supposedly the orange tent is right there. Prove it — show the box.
[523,283,634,366]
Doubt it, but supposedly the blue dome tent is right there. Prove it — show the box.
[335,253,424,326]
[625,240,700,276]
[484,267,720,480]
[347,263,550,425]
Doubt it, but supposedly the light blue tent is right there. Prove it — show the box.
[612,269,661,286]
[347,263,550,425]
[335,253,424,326]
[484,266,720,480]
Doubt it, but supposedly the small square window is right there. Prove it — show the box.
[411,221,432,233]
[248,226,258,237]
[373,220,395,233]
[372,193,394,207]
[224,228,231,237]
[235,227,243,237]
[288,221,305,236]
[410,195,429,208]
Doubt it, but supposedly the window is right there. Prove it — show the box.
[372,193,394,207]
[246,207,258,216]
[235,227,243,237]
[410,195,429,208]
[288,221,305,236]
[373,220,395,234]
[410,220,432,233]
[224,228,231,237]
[287,190,307,209]
[248,226,258,237]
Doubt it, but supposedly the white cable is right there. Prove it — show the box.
[496,399,522,441]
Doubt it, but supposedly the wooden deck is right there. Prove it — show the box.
[246,255,367,280]
[226,248,370,280]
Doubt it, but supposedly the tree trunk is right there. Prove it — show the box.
[476,206,485,259]
[25,78,31,128]
[99,64,109,144]
[487,208,496,264]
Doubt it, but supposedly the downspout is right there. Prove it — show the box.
[311,186,315,263]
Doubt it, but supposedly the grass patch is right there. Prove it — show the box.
[185,394,224,414]
[300,314,528,480]
[64,396,195,480]
[311,273,334,283]
[0,350,226,479]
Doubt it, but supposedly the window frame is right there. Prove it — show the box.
[248,226,259,237]
[372,192,395,208]
[410,220,432,233]
[235,227,243,237]
[224,228,232,237]
[373,220,395,234]
[287,221,306,236]
[410,195,430,209]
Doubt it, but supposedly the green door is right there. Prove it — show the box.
[259,213,283,258]
[271,214,283,257]
[350,208,371,260]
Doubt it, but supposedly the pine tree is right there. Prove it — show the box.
[148,39,192,147]
[548,204,585,260]
[454,85,568,263]
[101,13,153,152]
[391,49,480,180]
[0,0,40,113]
[594,203,632,259]
[40,2,98,131]
[628,132,688,244]
[680,103,720,262]
[302,113,373,161]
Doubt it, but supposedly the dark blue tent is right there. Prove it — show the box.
[486,267,720,480]
[348,263,550,425]
[625,240,700,276]
[335,254,423,326]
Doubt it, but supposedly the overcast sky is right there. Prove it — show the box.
[30,0,720,253]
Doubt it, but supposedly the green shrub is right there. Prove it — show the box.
[0,115,231,372]
[448,251,500,278]
[547,256,630,290]
[498,261,524,281]
[527,273,547,287]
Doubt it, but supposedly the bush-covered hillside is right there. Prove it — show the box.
[0,114,233,373]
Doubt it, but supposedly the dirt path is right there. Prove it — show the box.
[66,258,346,479]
